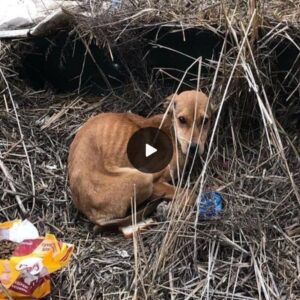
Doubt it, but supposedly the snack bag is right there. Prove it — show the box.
[0,220,74,299]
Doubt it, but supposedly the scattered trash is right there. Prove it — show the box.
[0,219,74,299]
[111,0,122,9]
[0,219,39,243]
[117,250,130,258]
[45,164,58,170]
[0,0,121,39]
[197,192,224,217]
[0,0,78,38]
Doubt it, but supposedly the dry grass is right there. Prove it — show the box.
[0,0,300,299]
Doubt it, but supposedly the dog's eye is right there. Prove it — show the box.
[203,117,209,126]
[178,116,187,124]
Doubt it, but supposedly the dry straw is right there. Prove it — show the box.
[0,0,299,299]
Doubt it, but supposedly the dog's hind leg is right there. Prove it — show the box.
[89,167,156,231]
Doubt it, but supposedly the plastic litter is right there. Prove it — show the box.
[0,219,73,299]
[197,192,224,217]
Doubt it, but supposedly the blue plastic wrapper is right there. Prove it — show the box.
[197,192,224,217]
[111,0,122,8]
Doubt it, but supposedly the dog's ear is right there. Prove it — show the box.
[164,93,177,109]
[210,103,218,114]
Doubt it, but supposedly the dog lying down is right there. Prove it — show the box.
[68,90,214,235]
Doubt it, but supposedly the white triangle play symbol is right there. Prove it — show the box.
[145,144,157,157]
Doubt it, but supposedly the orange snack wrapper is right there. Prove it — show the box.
[0,220,74,299]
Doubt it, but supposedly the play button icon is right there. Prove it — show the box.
[127,127,173,173]
[145,144,157,157]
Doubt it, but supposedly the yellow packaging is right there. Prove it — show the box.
[0,220,74,299]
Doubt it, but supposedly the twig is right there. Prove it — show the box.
[0,67,35,213]
[0,157,27,215]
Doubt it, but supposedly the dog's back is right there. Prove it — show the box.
[68,90,213,230]
[69,113,137,170]
[68,112,161,227]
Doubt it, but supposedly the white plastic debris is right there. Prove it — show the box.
[117,250,130,258]
[0,0,121,39]
[0,219,39,243]
[0,0,75,30]
[0,0,79,38]
[0,0,36,30]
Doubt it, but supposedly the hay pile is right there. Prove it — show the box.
[0,0,299,299]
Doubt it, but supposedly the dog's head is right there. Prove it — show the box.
[165,90,214,156]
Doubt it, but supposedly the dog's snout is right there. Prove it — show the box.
[189,143,198,155]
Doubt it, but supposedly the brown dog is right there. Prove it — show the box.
[68,90,214,230]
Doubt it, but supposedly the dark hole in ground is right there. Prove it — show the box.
[15,25,299,131]
[16,26,299,94]
[17,30,126,93]
[143,27,224,90]
[16,27,224,94]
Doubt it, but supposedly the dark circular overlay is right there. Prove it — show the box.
[127,127,173,173]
